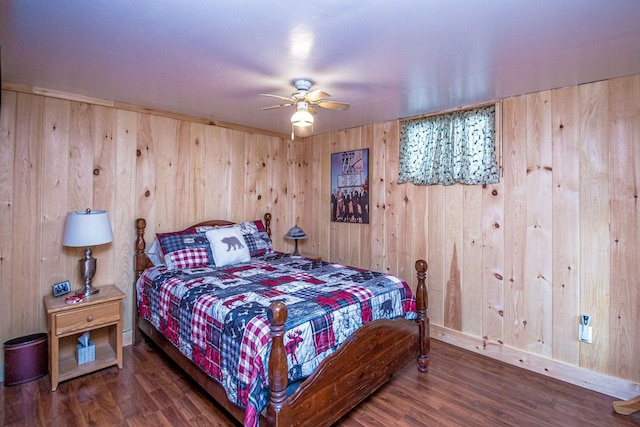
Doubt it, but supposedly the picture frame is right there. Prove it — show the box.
[331,148,369,223]
[52,280,71,297]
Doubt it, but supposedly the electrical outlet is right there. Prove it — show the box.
[578,325,592,343]
[578,315,592,343]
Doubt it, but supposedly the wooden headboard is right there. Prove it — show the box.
[134,212,272,282]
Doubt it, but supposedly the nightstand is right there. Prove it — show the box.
[43,284,125,391]
[299,253,321,261]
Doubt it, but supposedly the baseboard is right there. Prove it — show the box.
[123,329,133,347]
[431,324,640,400]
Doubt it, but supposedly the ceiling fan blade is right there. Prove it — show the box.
[308,105,317,115]
[317,100,350,111]
[261,103,294,110]
[306,89,332,102]
[261,93,295,102]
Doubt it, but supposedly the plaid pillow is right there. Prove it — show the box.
[236,220,274,257]
[165,247,210,270]
[156,228,215,266]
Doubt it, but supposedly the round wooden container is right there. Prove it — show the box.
[4,332,48,386]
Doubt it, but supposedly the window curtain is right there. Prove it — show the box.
[398,104,499,186]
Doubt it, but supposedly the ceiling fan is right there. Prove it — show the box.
[261,79,350,138]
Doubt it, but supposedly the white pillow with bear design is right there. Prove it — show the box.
[205,226,251,267]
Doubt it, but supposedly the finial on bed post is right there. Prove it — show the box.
[266,301,288,425]
[135,218,147,281]
[415,259,430,372]
[264,213,272,239]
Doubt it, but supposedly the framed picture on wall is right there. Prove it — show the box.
[331,148,369,224]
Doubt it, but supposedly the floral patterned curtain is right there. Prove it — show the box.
[398,104,499,185]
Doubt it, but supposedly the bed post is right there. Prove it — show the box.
[134,218,148,345]
[135,218,148,281]
[415,259,430,372]
[266,301,289,426]
[264,212,272,239]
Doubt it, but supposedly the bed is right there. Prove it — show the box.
[134,213,429,427]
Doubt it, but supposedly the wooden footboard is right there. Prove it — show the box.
[266,260,429,426]
[266,306,423,426]
[133,215,429,427]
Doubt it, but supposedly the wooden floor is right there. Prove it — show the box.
[1,339,638,426]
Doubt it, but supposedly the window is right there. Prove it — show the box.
[398,104,499,186]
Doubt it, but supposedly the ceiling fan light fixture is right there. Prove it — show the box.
[291,105,314,127]
[261,80,348,136]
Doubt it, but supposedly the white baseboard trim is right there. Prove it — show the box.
[431,324,640,400]
[123,329,133,347]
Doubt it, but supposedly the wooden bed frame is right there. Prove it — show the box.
[134,213,429,426]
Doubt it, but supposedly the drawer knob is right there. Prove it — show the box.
[87,315,94,322]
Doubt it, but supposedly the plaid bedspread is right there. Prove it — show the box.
[136,252,416,427]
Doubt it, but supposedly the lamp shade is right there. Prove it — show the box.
[284,225,307,240]
[63,209,113,247]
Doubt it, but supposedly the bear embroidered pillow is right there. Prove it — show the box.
[205,226,251,267]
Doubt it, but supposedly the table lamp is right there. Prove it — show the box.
[284,225,307,256]
[63,209,113,296]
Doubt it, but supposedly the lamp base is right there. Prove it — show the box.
[76,248,99,296]
[76,285,100,297]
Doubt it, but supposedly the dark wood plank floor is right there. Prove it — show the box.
[2,339,638,426]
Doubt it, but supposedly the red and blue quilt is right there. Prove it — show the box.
[136,252,416,427]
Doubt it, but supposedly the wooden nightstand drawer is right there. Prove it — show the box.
[55,301,120,336]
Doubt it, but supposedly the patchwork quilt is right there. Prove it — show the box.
[136,252,417,427]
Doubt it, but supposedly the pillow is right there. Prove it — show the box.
[236,220,274,257]
[165,247,210,270]
[206,227,251,267]
[145,239,165,266]
[156,228,215,266]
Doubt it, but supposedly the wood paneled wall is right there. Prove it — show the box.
[0,86,302,382]
[303,74,640,388]
[1,74,638,392]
